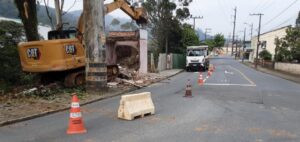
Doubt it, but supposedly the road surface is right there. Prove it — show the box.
[1,56,300,142]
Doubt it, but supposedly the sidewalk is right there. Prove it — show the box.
[154,69,183,78]
[243,62,300,84]
[0,69,183,126]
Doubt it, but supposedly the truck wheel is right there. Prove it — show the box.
[186,67,190,72]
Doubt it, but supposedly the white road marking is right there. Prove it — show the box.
[225,70,234,75]
[228,66,256,85]
[204,83,256,87]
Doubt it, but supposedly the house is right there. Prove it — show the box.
[249,26,290,62]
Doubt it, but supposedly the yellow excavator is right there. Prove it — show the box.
[18,0,147,87]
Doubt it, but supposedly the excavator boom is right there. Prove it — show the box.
[78,0,147,35]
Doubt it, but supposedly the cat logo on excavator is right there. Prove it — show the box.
[18,0,147,87]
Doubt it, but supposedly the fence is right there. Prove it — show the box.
[157,53,186,72]
[172,54,186,69]
[256,59,274,69]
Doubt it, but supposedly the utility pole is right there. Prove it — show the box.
[227,33,231,55]
[235,35,239,59]
[250,13,263,69]
[204,28,211,40]
[242,27,246,63]
[190,15,203,30]
[231,7,237,56]
[84,0,107,92]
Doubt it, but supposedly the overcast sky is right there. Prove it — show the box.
[41,0,300,40]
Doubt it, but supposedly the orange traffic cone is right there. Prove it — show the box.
[207,70,212,77]
[198,73,204,86]
[67,94,87,134]
[210,64,214,72]
[184,79,193,97]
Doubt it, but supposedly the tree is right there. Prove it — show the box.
[120,21,138,31]
[204,34,225,51]
[143,0,192,54]
[296,11,300,28]
[275,26,300,62]
[181,24,200,52]
[14,0,39,41]
[84,0,107,91]
[213,34,225,48]
[110,18,120,26]
[0,21,37,90]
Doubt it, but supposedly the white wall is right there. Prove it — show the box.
[275,62,300,75]
[139,29,148,74]
[157,53,167,72]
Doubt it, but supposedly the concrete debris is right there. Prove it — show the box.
[120,79,143,88]
[107,82,119,88]
[22,88,38,95]
[14,83,61,97]
[135,80,144,84]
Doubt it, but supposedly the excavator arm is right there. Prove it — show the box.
[77,0,147,36]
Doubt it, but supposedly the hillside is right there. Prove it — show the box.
[0,1,135,31]
[0,0,78,28]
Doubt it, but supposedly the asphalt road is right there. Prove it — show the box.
[1,56,300,142]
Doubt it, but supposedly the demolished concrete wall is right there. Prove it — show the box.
[105,30,148,73]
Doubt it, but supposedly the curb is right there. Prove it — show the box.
[0,70,183,127]
[241,62,300,84]
[0,87,136,127]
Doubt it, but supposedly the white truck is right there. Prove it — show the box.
[186,46,209,72]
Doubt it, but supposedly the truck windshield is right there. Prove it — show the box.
[187,50,205,56]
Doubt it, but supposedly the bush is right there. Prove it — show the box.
[259,50,272,61]
[0,21,38,92]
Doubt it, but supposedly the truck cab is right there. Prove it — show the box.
[186,46,209,72]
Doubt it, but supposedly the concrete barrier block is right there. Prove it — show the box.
[118,92,155,120]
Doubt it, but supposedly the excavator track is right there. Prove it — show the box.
[64,65,119,87]
[64,71,85,87]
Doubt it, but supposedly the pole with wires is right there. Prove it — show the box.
[190,15,203,30]
[242,27,246,63]
[231,7,237,57]
[250,13,264,69]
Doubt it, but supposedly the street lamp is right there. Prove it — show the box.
[239,28,247,62]
[244,22,253,40]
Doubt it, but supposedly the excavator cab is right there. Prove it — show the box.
[48,30,77,40]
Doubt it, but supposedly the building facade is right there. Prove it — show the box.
[249,26,289,62]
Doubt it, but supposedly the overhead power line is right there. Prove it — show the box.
[269,13,297,31]
[263,0,299,26]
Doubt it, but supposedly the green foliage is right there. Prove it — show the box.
[204,39,215,51]
[143,0,192,54]
[0,21,38,91]
[120,21,138,31]
[214,34,225,48]
[110,18,120,26]
[296,11,300,28]
[259,50,272,61]
[275,26,300,62]
[181,24,200,52]
[203,33,225,51]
